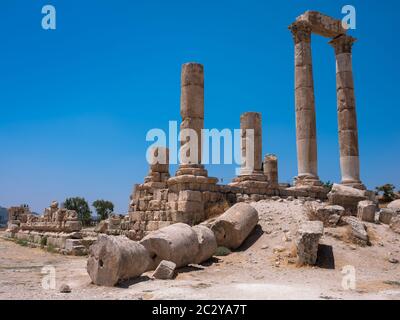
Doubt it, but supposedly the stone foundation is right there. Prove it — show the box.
[3,201,96,255]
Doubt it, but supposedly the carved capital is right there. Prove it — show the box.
[329,34,356,55]
[289,21,312,44]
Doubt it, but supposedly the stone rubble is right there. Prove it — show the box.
[295,221,324,265]
[357,200,377,223]
[152,260,176,280]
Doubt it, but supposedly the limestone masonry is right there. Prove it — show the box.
[3,11,372,249]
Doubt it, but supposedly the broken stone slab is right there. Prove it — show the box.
[312,204,345,227]
[357,200,377,223]
[379,208,395,225]
[65,239,82,252]
[152,260,176,280]
[95,220,108,233]
[387,200,400,213]
[342,216,369,245]
[327,184,367,214]
[6,224,19,233]
[295,221,324,265]
[192,225,217,264]
[390,216,400,234]
[87,234,151,287]
[210,203,259,250]
[64,221,82,232]
[140,223,200,270]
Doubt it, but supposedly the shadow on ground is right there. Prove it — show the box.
[316,244,335,269]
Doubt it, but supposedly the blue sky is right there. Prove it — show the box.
[0,0,399,213]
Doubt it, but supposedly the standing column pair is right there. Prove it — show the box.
[290,21,363,189]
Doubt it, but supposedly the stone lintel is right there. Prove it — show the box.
[296,11,347,38]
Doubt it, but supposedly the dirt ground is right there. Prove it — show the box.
[1,199,400,300]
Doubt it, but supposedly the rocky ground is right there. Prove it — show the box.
[1,198,399,300]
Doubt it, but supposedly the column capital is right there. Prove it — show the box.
[289,21,312,44]
[329,34,357,55]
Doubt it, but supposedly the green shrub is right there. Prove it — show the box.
[16,239,28,247]
[40,236,47,248]
[46,243,56,253]
[214,246,231,256]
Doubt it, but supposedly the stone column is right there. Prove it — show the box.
[240,112,262,176]
[329,35,364,189]
[177,63,207,176]
[263,154,278,186]
[289,21,321,187]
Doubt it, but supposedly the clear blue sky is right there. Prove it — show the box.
[0,0,399,213]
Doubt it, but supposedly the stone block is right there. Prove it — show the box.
[152,260,176,280]
[178,190,202,202]
[357,200,377,223]
[327,184,367,213]
[177,201,203,213]
[379,208,395,225]
[388,200,400,213]
[295,221,323,265]
[149,200,162,211]
[342,216,369,245]
[65,239,82,252]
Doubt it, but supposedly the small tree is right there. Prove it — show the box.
[63,197,91,225]
[375,184,396,202]
[92,200,114,220]
[323,181,333,192]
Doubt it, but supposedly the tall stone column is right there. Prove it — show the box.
[289,21,321,187]
[240,112,263,176]
[176,62,207,176]
[329,35,364,189]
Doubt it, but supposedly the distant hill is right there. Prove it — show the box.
[0,206,8,225]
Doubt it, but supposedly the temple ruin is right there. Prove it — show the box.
[289,11,364,190]
[4,11,367,247]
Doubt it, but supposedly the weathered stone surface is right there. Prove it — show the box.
[210,203,259,250]
[314,205,344,227]
[178,190,202,202]
[152,260,176,280]
[357,200,377,223]
[289,20,319,185]
[328,184,367,213]
[64,221,82,232]
[388,200,400,213]
[390,216,400,234]
[263,154,278,185]
[342,216,369,245]
[239,112,263,175]
[379,208,395,225]
[296,11,346,38]
[65,239,82,253]
[140,223,200,270]
[6,224,19,233]
[87,234,151,287]
[295,221,323,265]
[192,225,217,264]
[59,284,71,293]
[95,220,108,233]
